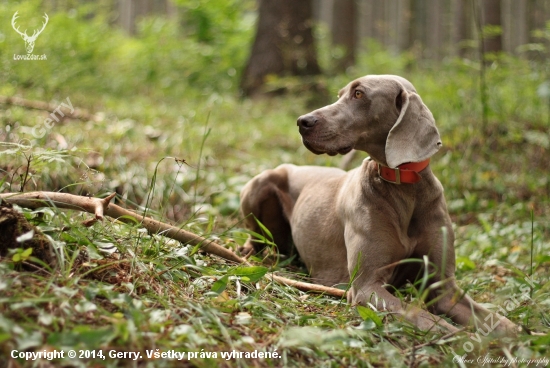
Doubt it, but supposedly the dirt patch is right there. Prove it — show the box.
[0,201,56,267]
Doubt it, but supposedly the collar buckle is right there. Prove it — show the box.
[378,164,401,184]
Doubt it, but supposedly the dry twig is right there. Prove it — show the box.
[0,96,99,122]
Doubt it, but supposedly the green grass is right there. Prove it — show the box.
[1,4,550,367]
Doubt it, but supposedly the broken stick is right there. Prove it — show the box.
[0,96,99,122]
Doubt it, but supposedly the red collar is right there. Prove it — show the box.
[376,159,430,184]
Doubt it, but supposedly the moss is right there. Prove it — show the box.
[0,201,56,267]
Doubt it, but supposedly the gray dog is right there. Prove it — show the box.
[240,75,518,334]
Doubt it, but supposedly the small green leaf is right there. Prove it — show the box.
[228,266,268,283]
[254,217,274,244]
[275,254,296,268]
[190,242,202,256]
[86,244,103,260]
[22,248,33,258]
[456,256,476,271]
[11,247,33,263]
[356,305,382,327]
[211,275,229,294]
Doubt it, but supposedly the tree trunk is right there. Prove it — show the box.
[396,0,411,53]
[481,0,503,53]
[408,0,427,57]
[452,0,471,57]
[118,0,171,35]
[332,0,357,71]
[240,0,321,97]
[528,0,548,42]
[503,0,527,54]
[426,0,443,60]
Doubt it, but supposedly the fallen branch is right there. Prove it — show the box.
[269,274,345,297]
[0,191,345,298]
[0,96,99,122]
[0,191,243,263]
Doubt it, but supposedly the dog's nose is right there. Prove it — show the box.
[297,114,317,129]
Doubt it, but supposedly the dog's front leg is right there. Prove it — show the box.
[349,282,460,332]
[414,220,520,336]
[431,277,520,336]
[344,227,459,333]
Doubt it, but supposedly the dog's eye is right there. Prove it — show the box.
[354,90,363,99]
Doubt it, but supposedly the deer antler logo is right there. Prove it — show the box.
[11,11,49,54]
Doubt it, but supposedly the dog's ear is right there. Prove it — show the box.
[385,90,442,168]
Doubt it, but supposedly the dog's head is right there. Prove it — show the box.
[297,75,442,168]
